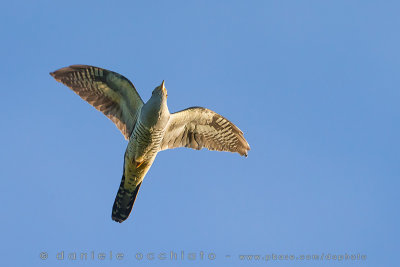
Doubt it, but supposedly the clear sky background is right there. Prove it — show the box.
[0,1,398,266]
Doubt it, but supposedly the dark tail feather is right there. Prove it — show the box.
[112,173,142,223]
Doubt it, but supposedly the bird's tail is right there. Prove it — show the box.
[112,173,142,223]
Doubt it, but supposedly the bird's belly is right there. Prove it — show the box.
[122,122,165,191]
[123,153,155,191]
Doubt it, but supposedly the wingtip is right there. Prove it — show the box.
[50,70,59,79]
[245,145,250,157]
[240,149,249,157]
[240,141,250,157]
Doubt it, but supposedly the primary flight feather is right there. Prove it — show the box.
[50,65,250,223]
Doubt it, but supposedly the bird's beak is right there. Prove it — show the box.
[161,80,167,96]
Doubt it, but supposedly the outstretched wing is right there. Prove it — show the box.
[50,65,144,140]
[160,107,250,156]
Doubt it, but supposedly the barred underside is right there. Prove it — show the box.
[128,120,165,162]
[51,65,251,224]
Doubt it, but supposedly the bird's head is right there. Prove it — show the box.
[152,80,168,99]
[141,80,170,129]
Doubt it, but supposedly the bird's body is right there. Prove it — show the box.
[50,65,250,223]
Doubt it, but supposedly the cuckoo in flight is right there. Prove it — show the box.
[50,65,250,223]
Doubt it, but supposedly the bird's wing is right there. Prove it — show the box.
[160,107,250,156]
[50,65,144,140]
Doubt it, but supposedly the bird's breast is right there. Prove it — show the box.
[127,119,165,161]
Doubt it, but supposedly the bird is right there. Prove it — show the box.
[50,65,250,223]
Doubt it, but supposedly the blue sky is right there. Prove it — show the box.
[1,1,398,266]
